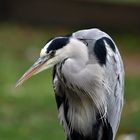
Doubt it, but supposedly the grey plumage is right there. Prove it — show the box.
[53,29,124,140]
[16,28,124,140]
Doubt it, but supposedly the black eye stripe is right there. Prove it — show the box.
[47,37,69,53]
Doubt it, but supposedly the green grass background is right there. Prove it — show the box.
[0,23,140,140]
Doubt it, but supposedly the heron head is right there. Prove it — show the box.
[16,37,71,87]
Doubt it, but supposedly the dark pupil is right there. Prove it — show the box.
[49,50,55,56]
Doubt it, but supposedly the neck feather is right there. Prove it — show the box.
[63,38,89,73]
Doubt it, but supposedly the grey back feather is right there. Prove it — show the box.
[72,28,124,139]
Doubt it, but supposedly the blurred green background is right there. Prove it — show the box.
[0,0,140,140]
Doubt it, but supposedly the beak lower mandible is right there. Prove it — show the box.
[15,57,47,88]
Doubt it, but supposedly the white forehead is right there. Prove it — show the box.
[40,40,52,57]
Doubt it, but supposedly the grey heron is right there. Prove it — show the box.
[16,28,124,140]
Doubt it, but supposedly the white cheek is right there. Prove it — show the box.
[55,47,69,60]
[47,57,59,67]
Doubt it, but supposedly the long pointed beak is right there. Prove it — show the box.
[15,57,48,88]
